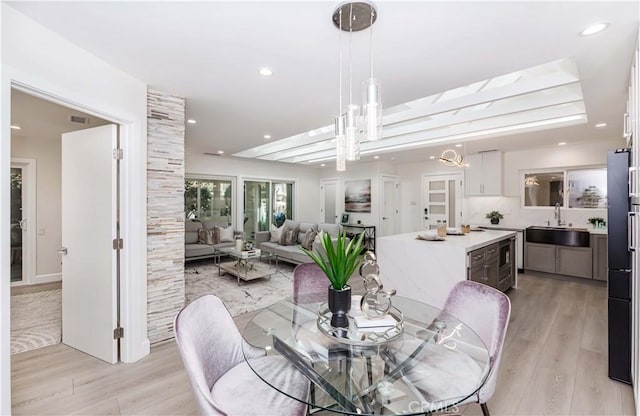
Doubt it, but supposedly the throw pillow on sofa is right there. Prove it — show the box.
[198,228,218,245]
[280,223,299,246]
[217,225,234,243]
[270,224,283,243]
[301,229,317,250]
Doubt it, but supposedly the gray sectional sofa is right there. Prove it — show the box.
[185,219,241,261]
[255,220,343,265]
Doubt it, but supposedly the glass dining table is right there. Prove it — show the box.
[241,295,490,415]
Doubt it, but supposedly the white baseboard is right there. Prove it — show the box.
[33,273,62,284]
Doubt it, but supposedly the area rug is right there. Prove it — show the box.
[11,288,61,354]
[9,262,295,354]
[185,261,296,316]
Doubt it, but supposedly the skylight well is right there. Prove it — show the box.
[234,58,587,164]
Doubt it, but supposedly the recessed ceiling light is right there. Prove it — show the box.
[264,134,271,140]
[580,22,609,36]
[320,163,326,167]
[258,67,273,76]
[10,125,21,130]
[217,150,224,155]
[558,142,567,146]
[374,155,380,159]
[454,144,463,148]
[429,155,436,160]
[595,122,607,128]
[187,119,197,124]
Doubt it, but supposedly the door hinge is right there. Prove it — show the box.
[113,238,123,250]
[113,148,123,160]
[113,327,124,339]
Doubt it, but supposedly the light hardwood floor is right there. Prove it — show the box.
[11,272,636,415]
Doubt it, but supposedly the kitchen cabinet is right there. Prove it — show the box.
[627,29,639,409]
[592,234,608,281]
[467,239,514,293]
[464,151,502,196]
[525,240,595,279]
[556,246,593,279]
[524,242,556,274]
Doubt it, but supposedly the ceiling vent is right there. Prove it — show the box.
[69,115,90,125]
[203,152,221,157]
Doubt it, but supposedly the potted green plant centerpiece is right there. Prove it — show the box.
[302,231,365,328]
[486,210,504,225]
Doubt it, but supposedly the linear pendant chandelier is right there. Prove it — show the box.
[333,1,381,171]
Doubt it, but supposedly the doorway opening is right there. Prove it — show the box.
[422,173,464,230]
[380,176,399,237]
[9,88,117,361]
[320,179,339,224]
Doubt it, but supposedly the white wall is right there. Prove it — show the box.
[185,153,321,227]
[318,161,398,229]
[11,136,62,278]
[396,160,466,232]
[1,4,148,410]
[395,140,624,233]
[465,140,622,228]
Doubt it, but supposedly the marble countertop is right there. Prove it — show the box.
[479,225,526,232]
[380,229,517,253]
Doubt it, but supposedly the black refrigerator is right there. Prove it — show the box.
[607,149,633,384]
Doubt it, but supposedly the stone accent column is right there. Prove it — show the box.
[146,90,185,344]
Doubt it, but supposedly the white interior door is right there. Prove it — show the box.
[61,124,117,364]
[422,174,463,230]
[380,177,398,236]
[320,180,338,224]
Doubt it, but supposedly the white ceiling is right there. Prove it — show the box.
[11,89,109,141]
[7,1,639,165]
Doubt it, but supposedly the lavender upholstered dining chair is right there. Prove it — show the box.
[399,280,511,416]
[174,294,309,416]
[441,280,511,416]
[293,263,328,305]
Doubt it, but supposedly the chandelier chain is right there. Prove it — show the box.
[370,8,374,78]
[338,8,343,113]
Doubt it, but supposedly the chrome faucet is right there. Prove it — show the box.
[554,202,565,226]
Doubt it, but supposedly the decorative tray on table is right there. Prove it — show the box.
[316,302,404,346]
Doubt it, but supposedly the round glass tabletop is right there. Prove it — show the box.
[242,296,490,415]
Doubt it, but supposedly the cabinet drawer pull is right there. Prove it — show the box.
[629,212,636,252]
[473,254,484,261]
[487,248,497,254]
[482,264,490,281]
[624,112,631,139]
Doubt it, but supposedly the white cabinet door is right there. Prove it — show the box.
[464,152,502,196]
[481,151,503,196]
[464,154,483,196]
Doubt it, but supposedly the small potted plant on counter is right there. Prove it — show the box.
[302,231,365,328]
[588,217,606,229]
[486,210,504,225]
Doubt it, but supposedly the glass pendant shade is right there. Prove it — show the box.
[335,115,346,171]
[363,78,382,141]
[345,104,361,161]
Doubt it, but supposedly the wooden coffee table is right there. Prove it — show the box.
[217,247,276,285]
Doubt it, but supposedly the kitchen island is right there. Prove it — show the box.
[377,229,517,308]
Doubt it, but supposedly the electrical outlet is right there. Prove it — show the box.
[38,227,46,236]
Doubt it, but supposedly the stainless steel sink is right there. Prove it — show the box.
[526,226,590,247]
